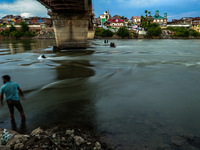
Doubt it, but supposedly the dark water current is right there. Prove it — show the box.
[0,39,200,149]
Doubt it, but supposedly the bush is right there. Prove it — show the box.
[9,25,17,32]
[11,30,22,39]
[147,26,162,37]
[148,23,159,28]
[95,28,114,37]
[0,29,36,39]
[23,32,36,37]
[189,30,200,37]
[1,30,10,37]
[102,29,114,37]
[167,27,191,37]
[117,27,130,38]
[19,21,29,32]
[95,28,104,36]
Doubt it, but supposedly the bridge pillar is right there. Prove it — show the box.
[50,12,90,50]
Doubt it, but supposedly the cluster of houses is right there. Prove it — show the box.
[94,10,200,34]
[168,17,200,33]
[0,15,53,33]
[0,11,200,36]
[94,10,167,30]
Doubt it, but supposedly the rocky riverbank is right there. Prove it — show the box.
[0,127,110,150]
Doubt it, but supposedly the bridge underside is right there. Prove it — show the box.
[37,0,94,50]
[38,0,87,12]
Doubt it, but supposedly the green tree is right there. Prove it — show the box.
[117,27,130,38]
[1,30,10,37]
[127,22,131,28]
[147,26,162,37]
[95,28,105,36]
[11,30,22,39]
[167,27,190,37]
[148,11,152,17]
[149,23,159,28]
[23,32,36,37]
[95,28,114,37]
[19,21,29,32]
[120,16,125,20]
[9,25,16,32]
[144,10,148,17]
[102,29,114,37]
[189,30,200,37]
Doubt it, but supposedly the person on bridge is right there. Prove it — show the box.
[0,75,25,121]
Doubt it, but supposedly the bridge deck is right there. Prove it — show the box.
[37,0,86,12]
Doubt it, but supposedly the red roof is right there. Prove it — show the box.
[107,19,124,23]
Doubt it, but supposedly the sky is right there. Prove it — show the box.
[0,0,200,21]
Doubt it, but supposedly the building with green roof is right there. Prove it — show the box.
[153,10,167,26]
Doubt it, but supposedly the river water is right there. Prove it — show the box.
[0,39,200,149]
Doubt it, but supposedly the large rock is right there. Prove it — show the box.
[0,145,10,150]
[31,127,44,136]
[7,135,28,147]
[95,142,101,150]
[74,136,85,146]
[171,136,186,147]
[14,143,24,150]
[0,129,19,136]
[65,129,74,136]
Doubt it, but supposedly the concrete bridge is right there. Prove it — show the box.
[37,0,94,50]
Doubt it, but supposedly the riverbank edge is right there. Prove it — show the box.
[1,36,200,40]
[0,127,111,150]
[95,36,200,40]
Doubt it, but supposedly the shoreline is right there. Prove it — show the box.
[95,36,200,40]
[0,126,110,150]
[1,35,200,41]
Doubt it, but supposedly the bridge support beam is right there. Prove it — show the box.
[50,12,90,50]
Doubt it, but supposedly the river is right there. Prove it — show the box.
[0,39,200,149]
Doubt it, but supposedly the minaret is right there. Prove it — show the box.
[156,10,159,17]
[164,12,167,19]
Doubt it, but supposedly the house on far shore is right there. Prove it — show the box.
[100,11,111,26]
[192,20,200,33]
[153,10,167,26]
[94,17,101,27]
[131,16,141,26]
[124,18,130,27]
[104,18,124,28]
[167,17,200,29]
[170,17,193,25]
[112,15,121,19]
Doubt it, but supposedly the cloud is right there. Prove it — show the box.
[168,10,200,20]
[0,0,48,17]
[117,0,161,7]
[116,0,199,8]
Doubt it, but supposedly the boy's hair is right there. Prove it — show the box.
[2,75,11,81]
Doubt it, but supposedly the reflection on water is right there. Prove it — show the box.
[55,60,95,79]
[11,119,26,134]
[0,39,200,149]
[0,39,56,54]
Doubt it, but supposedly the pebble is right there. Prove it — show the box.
[31,127,44,136]
[74,136,85,146]
[52,133,56,138]
[87,142,91,145]
[95,142,101,150]
[65,129,74,136]
[171,136,186,147]
[14,143,24,150]
[0,145,10,150]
